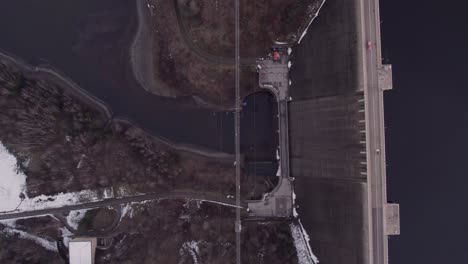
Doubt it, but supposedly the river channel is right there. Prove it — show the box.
[0,0,238,152]
[0,0,281,160]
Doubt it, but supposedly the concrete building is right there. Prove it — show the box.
[69,237,97,264]
[247,45,294,218]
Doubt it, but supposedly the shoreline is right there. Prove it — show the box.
[115,118,235,161]
[0,51,234,160]
[297,0,327,44]
[0,51,113,120]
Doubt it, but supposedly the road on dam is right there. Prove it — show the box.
[362,0,389,262]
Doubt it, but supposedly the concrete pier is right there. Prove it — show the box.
[247,45,294,218]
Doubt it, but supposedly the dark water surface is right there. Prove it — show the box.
[241,92,278,162]
[0,0,237,152]
[382,0,468,263]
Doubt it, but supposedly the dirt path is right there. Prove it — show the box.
[0,190,245,221]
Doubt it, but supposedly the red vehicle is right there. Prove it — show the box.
[367,41,373,49]
[273,51,281,61]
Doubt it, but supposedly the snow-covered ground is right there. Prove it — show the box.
[290,221,319,264]
[291,188,319,263]
[19,189,110,212]
[0,219,17,228]
[66,209,88,230]
[1,141,113,214]
[120,200,153,220]
[292,191,299,218]
[298,0,327,44]
[60,226,73,248]
[0,142,27,212]
[276,148,281,177]
[2,227,58,252]
[121,203,135,219]
[179,240,201,264]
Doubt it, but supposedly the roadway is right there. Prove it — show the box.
[0,191,243,221]
[362,0,389,263]
[234,0,242,263]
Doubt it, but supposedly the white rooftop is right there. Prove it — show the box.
[69,241,92,264]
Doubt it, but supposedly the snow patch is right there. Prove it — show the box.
[18,189,109,213]
[0,141,27,212]
[1,227,58,252]
[76,154,86,169]
[1,142,112,213]
[298,0,327,44]
[66,209,87,230]
[22,158,31,168]
[121,203,135,219]
[293,207,299,218]
[120,200,153,220]
[292,191,299,217]
[179,241,201,264]
[0,219,17,228]
[60,227,73,248]
[290,221,319,264]
[276,148,281,177]
[103,188,114,199]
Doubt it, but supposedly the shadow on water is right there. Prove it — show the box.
[240,91,279,175]
[240,91,279,199]
[0,0,235,152]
